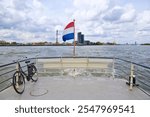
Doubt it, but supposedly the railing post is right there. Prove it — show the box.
[86,57,89,68]
[60,57,63,76]
[112,58,115,79]
[130,63,134,90]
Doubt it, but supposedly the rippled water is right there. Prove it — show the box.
[0,45,150,66]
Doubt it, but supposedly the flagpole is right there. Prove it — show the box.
[73,19,76,57]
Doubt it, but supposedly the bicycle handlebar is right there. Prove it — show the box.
[13,56,28,63]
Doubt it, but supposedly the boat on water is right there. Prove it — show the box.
[0,56,150,100]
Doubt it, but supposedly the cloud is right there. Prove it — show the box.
[135,10,150,40]
[70,0,150,43]
[73,0,109,21]
[68,0,111,39]
[0,0,149,43]
[103,4,136,23]
[136,10,150,31]
[69,0,138,43]
[103,6,123,22]
[0,0,59,42]
[0,28,52,42]
[120,4,136,22]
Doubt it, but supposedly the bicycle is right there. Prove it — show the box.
[12,59,38,94]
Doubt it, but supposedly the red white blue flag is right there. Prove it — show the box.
[62,21,74,42]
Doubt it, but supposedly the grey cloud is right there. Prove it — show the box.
[0,0,59,42]
[13,0,32,10]
[103,5,136,23]
[139,27,150,31]
[86,33,109,38]
[103,8,123,22]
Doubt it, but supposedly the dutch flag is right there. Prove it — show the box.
[62,21,75,42]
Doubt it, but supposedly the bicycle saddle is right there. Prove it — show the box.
[25,60,30,64]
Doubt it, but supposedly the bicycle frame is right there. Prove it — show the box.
[16,61,31,81]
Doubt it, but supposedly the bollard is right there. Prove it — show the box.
[129,63,134,90]
[112,58,115,79]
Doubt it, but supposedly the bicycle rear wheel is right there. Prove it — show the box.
[31,65,38,82]
[12,71,25,94]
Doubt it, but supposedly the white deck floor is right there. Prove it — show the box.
[0,76,149,100]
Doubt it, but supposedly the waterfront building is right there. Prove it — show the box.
[77,32,84,44]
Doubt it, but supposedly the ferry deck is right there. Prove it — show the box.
[0,57,150,100]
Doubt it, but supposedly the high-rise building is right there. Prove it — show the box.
[81,34,84,43]
[77,32,84,44]
[78,32,82,43]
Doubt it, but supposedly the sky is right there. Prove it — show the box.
[0,0,150,44]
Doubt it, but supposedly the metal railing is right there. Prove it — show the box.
[0,58,36,92]
[0,56,150,96]
[114,58,150,95]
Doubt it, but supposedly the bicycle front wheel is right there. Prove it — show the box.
[12,71,25,94]
[31,65,38,82]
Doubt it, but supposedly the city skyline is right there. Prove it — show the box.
[0,0,150,44]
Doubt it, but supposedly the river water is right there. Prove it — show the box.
[0,45,150,66]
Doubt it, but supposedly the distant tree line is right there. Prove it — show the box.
[0,40,10,45]
[0,40,21,46]
[0,40,117,46]
[1,40,149,46]
[141,43,150,45]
